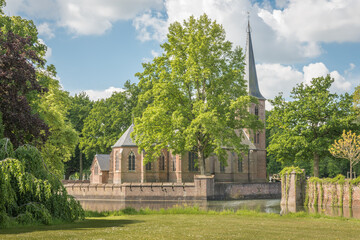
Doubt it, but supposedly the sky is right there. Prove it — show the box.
[4,0,360,107]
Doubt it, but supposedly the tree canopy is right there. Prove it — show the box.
[133,14,263,175]
[329,130,360,179]
[0,30,49,147]
[80,81,139,159]
[267,75,355,177]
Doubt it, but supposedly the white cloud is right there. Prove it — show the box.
[257,63,303,100]
[302,62,352,92]
[256,62,352,108]
[5,0,164,36]
[81,87,124,101]
[258,0,360,60]
[37,23,55,39]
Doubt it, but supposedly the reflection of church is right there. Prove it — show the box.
[90,21,267,184]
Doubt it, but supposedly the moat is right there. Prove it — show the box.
[78,198,360,218]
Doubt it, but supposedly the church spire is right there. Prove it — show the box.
[245,16,265,100]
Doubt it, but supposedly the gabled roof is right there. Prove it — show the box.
[240,129,256,150]
[95,154,110,171]
[244,20,265,100]
[112,124,137,148]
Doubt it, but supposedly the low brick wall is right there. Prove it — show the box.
[64,175,215,202]
[64,175,280,204]
[307,182,360,208]
[213,182,281,200]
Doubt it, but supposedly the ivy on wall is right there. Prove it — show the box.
[304,175,360,208]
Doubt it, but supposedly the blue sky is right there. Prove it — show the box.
[4,0,360,104]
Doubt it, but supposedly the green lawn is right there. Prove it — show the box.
[1,213,359,239]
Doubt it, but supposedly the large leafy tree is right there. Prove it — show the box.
[65,92,94,179]
[31,66,78,178]
[80,81,139,159]
[0,30,49,147]
[0,1,50,147]
[267,75,355,177]
[133,14,262,175]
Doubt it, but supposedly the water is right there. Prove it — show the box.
[78,198,360,218]
[79,198,281,213]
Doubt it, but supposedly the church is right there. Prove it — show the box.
[90,21,267,185]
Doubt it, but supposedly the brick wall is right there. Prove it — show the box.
[214,182,281,200]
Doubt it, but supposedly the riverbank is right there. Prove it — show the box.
[1,208,360,239]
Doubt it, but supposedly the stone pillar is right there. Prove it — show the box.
[280,169,306,212]
[194,175,215,200]
[140,150,146,183]
[176,154,182,183]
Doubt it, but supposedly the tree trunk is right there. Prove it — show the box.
[350,163,353,180]
[313,152,319,177]
[198,149,205,175]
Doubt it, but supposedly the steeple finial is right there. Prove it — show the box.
[247,12,251,33]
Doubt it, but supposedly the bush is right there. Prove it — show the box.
[16,211,34,225]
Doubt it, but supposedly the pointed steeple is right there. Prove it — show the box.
[245,17,265,100]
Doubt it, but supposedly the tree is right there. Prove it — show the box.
[329,130,360,179]
[267,75,355,177]
[80,85,138,159]
[0,138,84,226]
[65,92,93,179]
[30,66,78,178]
[0,31,49,147]
[354,85,360,124]
[133,14,263,175]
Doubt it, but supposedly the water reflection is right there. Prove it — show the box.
[78,198,281,213]
[79,198,360,219]
[206,199,281,214]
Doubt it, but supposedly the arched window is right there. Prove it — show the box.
[188,152,198,172]
[172,155,176,171]
[146,162,151,170]
[94,163,98,175]
[115,152,120,171]
[159,154,165,171]
[254,132,260,144]
[255,105,259,116]
[128,152,135,171]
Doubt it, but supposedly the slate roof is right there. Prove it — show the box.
[244,20,265,100]
[95,154,110,171]
[112,124,137,148]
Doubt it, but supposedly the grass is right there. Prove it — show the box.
[1,208,360,239]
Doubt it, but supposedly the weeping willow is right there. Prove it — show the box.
[0,138,84,227]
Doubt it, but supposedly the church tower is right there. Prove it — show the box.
[244,18,267,181]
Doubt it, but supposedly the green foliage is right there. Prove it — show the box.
[353,85,360,124]
[267,75,356,177]
[279,166,303,177]
[30,66,78,178]
[65,92,94,178]
[0,139,84,227]
[80,86,137,159]
[1,4,78,178]
[0,112,4,139]
[133,14,263,174]
[0,138,14,160]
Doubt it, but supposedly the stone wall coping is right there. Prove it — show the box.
[194,175,215,179]
[64,182,195,187]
